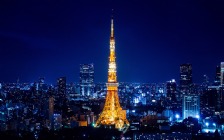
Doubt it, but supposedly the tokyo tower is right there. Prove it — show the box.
[95,12,129,131]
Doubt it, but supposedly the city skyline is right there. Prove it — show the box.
[1,0,224,84]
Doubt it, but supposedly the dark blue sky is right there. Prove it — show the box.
[0,0,224,84]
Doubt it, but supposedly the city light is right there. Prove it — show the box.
[175,114,180,119]
[152,99,156,103]
[0,2,223,139]
[196,115,200,119]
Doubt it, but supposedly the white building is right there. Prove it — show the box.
[182,95,200,119]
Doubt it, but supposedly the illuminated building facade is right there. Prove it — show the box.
[53,113,62,130]
[56,77,67,111]
[202,86,219,112]
[57,77,66,97]
[166,79,177,101]
[80,64,94,96]
[180,64,192,94]
[95,14,129,131]
[214,65,221,86]
[182,95,200,119]
[221,62,224,86]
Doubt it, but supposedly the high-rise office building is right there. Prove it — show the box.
[221,62,224,86]
[80,64,94,96]
[166,79,177,101]
[201,86,219,112]
[220,62,224,111]
[210,63,224,111]
[49,96,54,130]
[57,77,66,97]
[182,95,200,119]
[214,65,221,86]
[56,77,66,108]
[180,64,193,94]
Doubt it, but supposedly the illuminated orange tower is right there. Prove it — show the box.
[95,13,129,131]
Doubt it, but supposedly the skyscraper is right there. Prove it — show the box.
[201,86,219,112]
[214,65,220,86]
[80,64,94,96]
[220,62,224,86]
[49,96,54,130]
[210,63,224,112]
[95,13,129,131]
[182,95,200,119]
[180,64,192,94]
[56,77,66,108]
[166,79,177,101]
[57,77,66,97]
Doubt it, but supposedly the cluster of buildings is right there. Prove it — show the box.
[0,62,223,135]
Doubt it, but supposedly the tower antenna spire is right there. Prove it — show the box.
[111,8,114,18]
[111,9,114,38]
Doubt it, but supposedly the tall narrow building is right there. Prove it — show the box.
[180,64,193,94]
[219,62,224,111]
[95,13,129,131]
[57,77,66,97]
[182,95,200,119]
[166,79,177,101]
[214,65,221,86]
[57,77,66,107]
[49,96,54,130]
[80,63,94,96]
[221,62,224,86]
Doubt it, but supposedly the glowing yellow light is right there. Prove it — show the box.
[95,15,129,131]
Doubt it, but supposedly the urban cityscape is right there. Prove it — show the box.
[1,0,224,140]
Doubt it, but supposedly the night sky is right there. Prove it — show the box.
[0,0,224,84]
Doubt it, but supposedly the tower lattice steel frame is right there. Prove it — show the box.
[95,13,129,131]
